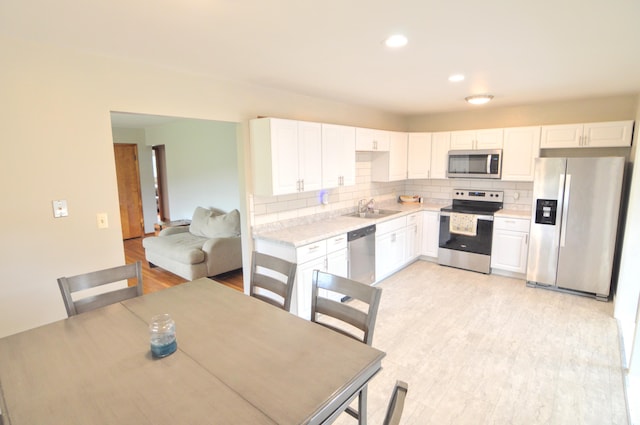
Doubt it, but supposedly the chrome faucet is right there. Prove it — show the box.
[358,199,368,213]
[358,198,376,214]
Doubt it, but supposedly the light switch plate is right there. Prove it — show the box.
[97,213,109,229]
[52,200,68,218]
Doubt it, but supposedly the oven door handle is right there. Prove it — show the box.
[440,212,494,221]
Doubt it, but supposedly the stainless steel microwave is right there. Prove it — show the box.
[447,149,502,179]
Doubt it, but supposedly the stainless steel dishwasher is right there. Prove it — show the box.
[348,224,376,285]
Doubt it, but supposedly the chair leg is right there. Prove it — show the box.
[345,386,368,424]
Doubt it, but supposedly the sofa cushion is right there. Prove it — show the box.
[190,208,241,239]
[142,232,207,264]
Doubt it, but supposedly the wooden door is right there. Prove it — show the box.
[114,144,144,239]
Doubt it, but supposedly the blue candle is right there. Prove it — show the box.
[149,313,177,358]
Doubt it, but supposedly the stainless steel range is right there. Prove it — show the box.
[438,189,503,274]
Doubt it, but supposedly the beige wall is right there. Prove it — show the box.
[143,119,241,220]
[407,94,639,132]
[0,36,405,338]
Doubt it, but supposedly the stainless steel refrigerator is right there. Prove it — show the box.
[526,156,625,300]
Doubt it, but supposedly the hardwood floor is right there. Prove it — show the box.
[123,236,244,294]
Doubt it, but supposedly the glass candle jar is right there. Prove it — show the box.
[149,313,177,358]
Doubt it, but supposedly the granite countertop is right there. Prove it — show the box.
[254,201,444,247]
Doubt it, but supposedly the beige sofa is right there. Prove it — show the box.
[143,207,242,280]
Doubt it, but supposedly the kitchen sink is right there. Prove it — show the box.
[344,209,401,219]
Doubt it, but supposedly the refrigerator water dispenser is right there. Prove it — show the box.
[535,199,557,225]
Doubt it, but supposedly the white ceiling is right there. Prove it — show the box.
[2,0,639,115]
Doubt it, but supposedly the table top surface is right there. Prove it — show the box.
[0,279,385,425]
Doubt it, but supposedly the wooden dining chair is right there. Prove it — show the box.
[382,380,409,425]
[311,270,383,424]
[57,261,143,316]
[249,252,297,311]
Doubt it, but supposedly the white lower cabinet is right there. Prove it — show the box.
[295,255,325,320]
[255,233,347,320]
[421,211,440,258]
[324,237,349,302]
[491,217,530,275]
[375,217,407,281]
[405,213,422,262]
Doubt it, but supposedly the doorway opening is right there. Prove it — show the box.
[152,145,169,223]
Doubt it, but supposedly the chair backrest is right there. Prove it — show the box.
[249,252,297,311]
[311,270,382,345]
[57,262,143,316]
[382,380,409,425]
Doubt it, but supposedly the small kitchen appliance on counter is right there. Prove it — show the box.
[438,189,504,274]
[526,157,625,300]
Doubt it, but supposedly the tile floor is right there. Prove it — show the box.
[333,260,628,425]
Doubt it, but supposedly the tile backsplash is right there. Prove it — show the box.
[404,178,534,210]
[251,152,533,233]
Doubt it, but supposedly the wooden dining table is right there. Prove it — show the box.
[0,278,385,425]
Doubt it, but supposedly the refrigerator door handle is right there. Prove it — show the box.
[560,174,571,247]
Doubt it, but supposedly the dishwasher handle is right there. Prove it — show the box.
[347,225,376,242]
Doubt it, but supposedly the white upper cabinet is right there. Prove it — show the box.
[322,123,356,188]
[250,118,322,196]
[297,121,324,191]
[430,132,451,179]
[450,128,503,150]
[540,124,581,148]
[355,128,390,151]
[407,132,432,179]
[389,132,408,181]
[372,131,408,182]
[501,126,541,182]
[541,120,633,148]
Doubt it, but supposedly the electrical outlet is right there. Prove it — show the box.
[97,213,108,229]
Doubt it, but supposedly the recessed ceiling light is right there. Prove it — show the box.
[448,74,465,82]
[465,94,494,105]
[384,34,408,48]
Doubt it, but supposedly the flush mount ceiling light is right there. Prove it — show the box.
[465,94,494,105]
[448,74,465,82]
[384,34,408,48]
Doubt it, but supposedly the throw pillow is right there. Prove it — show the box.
[200,209,241,238]
[189,207,215,237]
[190,207,240,238]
